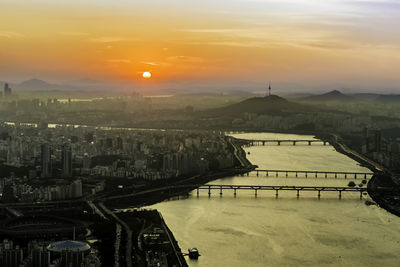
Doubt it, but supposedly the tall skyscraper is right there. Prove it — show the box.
[41,144,52,178]
[4,83,11,96]
[61,144,72,177]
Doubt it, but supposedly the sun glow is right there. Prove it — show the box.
[142,72,152,79]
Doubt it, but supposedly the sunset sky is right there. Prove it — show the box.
[1,0,400,92]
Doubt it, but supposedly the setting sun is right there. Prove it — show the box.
[142,72,152,79]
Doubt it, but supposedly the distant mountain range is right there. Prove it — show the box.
[0,78,118,92]
[18,78,69,90]
[297,90,400,102]
[301,90,354,102]
[201,95,320,117]
[0,79,399,99]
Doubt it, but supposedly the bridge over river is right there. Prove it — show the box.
[246,169,373,179]
[175,184,368,199]
[237,139,329,146]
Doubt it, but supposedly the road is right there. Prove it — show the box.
[114,224,122,267]
[87,200,108,220]
[332,134,385,172]
[99,202,133,267]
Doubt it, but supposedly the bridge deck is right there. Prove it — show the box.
[252,169,373,175]
[236,138,329,146]
[242,139,322,142]
[190,184,366,192]
[184,184,367,199]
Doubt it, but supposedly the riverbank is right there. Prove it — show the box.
[315,133,383,172]
[368,173,400,217]
[103,168,250,209]
[315,133,400,218]
[102,136,253,208]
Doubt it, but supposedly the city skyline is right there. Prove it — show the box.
[1,0,400,92]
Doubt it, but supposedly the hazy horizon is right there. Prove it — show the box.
[1,0,400,93]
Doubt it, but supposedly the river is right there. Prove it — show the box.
[147,133,400,266]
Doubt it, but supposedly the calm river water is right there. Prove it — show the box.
[147,133,400,266]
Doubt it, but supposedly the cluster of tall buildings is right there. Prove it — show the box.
[2,83,12,97]
[0,123,234,180]
[361,128,400,170]
[40,144,72,178]
[1,178,83,203]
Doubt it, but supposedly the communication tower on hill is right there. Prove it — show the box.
[266,81,271,97]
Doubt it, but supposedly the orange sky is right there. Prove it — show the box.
[1,0,400,92]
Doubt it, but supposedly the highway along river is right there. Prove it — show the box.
[147,133,400,266]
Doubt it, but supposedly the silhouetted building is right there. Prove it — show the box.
[105,138,113,148]
[84,132,94,143]
[116,137,123,150]
[0,239,23,267]
[29,246,50,267]
[61,144,72,177]
[3,83,11,96]
[375,130,382,152]
[2,185,15,203]
[41,144,52,178]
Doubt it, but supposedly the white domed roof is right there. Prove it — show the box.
[47,240,90,252]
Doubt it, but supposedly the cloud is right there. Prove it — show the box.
[58,31,90,36]
[0,31,23,38]
[178,28,242,33]
[166,56,205,63]
[90,37,131,43]
[106,59,131,63]
[140,61,160,66]
[186,41,266,48]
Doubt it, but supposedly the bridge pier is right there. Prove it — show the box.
[277,141,281,146]
[276,172,278,177]
[275,189,279,198]
[266,171,269,176]
[297,190,300,198]
[324,141,327,146]
[208,187,211,197]
[234,189,237,197]
[295,172,298,178]
[220,187,223,196]
[315,172,318,178]
[254,189,258,197]
[305,172,308,178]
[286,171,288,177]
[354,173,357,179]
[197,188,199,198]
[339,191,342,199]
[318,190,321,199]
[325,173,327,178]
[308,141,312,145]
[293,141,296,146]
[360,191,363,200]
[345,174,347,179]
[256,171,259,176]
[335,173,337,178]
